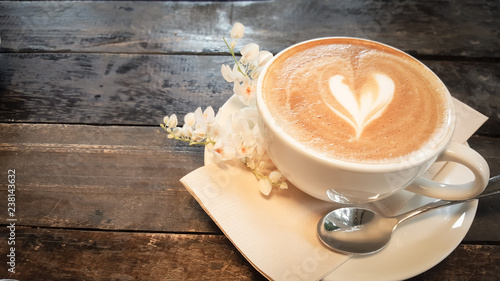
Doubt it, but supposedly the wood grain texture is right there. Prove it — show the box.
[424,61,500,136]
[0,1,499,279]
[0,53,233,126]
[0,227,498,281]
[1,53,498,135]
[1,124,499,240]
[408,244,500,281]
[0,227,267,281]
[0,123,219,233]
[0,0,499,58]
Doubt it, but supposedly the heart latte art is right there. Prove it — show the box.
[327,73,395,139]
[261,38,450,163]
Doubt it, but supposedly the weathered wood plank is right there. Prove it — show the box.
[0,0,499,58]
[1,53,498,135]
[425,61,500,136]
[408,244,500,281]
[0,227,267,280]
[0,124,499,240]
[0,227,498,280]
[0,53,234,126]
[0,123,220,233]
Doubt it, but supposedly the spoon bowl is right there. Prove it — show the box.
[318,208,398,254]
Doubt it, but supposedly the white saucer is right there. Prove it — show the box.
[207,95,478,281]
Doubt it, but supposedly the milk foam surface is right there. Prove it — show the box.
[262,38,450,164]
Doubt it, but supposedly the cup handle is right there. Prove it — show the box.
[406,142,490,200]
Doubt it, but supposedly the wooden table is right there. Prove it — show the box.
[0,1,498,280]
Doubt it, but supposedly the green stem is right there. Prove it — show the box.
[223,37,247,77]
[247,161,283,188]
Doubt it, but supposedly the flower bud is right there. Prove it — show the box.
[167,114,178,128]
[279,182,288,190]
[258,179,272,196]
[163,115,170,125]
[230,22,245,39]
[269,170,282,183]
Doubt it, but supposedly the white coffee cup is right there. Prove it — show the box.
[256,37,489,203]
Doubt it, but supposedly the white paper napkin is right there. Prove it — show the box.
[180,98,487,281]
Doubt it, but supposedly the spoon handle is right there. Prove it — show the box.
[395,174,500,224]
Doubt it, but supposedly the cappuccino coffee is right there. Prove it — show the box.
[261,38,451,164]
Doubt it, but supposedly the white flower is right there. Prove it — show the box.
[233,77,256,106]
[166,114,178,128]
[240,43,259,63]
[241,107,259,126]
[258,50,273,67]
[258,178,272,196]
[181,124,193,138]
[194,107,216,129]
[231,111,251,134]
[163,115,170,125]
[248,50,273,79]
[206,121,222,140]
[246,158,258,170]
[250,68,262,80]
[236,139,256,159]
[221,64,244,83]
[279,181,288,190]
[171,127,182,137]
[210,140,236,162]
[194,108,206,129]
[269,170,282,183]
[184,112,196,127]
[221,64,235,82]
[256,160,267,175]
[203,106,216,124]
[230,22,245,39]
[161,22,290,196]
[192,128,207,142]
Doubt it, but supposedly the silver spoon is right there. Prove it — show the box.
[318,175,500,255]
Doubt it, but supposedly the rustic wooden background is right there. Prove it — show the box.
[0,0,499,280]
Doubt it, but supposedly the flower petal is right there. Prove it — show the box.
[163,115,170,125]
[258,50,273,67]
[181,124,193,138]
[241,43,259,62]
[269,171,282,183]
[194,107,207,129]
[258,179,272,196]
[279,182,288,190]
[167,114,178,128]
[221,146,236,161]
[232,64,245,82]
[203,106,215,124]
[184,112,196,127]
[171,127,181,137]
[233,81,244,97]
[221,64,234,82]
[193,128,207,140]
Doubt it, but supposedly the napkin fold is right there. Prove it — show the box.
[180,98,487,281]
